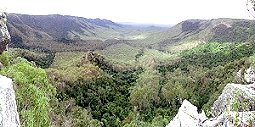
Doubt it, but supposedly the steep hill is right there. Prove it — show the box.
[141,18,255,50]
[7,13,122,41]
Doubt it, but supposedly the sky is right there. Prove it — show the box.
[0,0,254,24]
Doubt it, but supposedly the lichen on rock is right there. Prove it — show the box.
[0,75,20,127]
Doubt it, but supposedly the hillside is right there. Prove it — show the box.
[7,13,167,52]
[7,13,122,41]
[141,18,255,50]
[6,14,255,68]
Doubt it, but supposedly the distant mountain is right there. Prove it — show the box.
[142,18,255,49]
[7,13,123,41]
[7,13,255,52]
[6,13,166,52]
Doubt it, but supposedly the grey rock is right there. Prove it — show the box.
[166,100,207,127]
[0,12,10,41]
[212,83,255,117]
[244,67,255,84]
[0,75,20,127]
[201,111,255,127]
[0,12,10,54]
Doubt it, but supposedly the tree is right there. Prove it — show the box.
[129,69,160,110]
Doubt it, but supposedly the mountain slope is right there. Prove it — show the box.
[7,14,255,54]
[141,18,255,50]
[7,13,122,41]
[7,13,167,52]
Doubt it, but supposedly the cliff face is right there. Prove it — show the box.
[0,12,10,54]
[0,75,20,127]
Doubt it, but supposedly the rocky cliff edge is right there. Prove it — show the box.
[166,83,255,127]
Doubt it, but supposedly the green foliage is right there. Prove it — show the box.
[124,120,150,127]
[100,43,141,65]
[70,106,103,127]
[48,60,142,127]
[181,42,255,68]
[65,76,134,127]
[11,48,55,68]
[123,115,169,127]
[162,57,250,113]
[150,115,169,127]
[137,49,177,69]
[50,99,103,127]
[34,53,55,68]
[211,21,255,42]
[0,57,56,127]
[47,64,102,84]
[129,69,160,110]
[50,51,84,68]
[161,68,189,106]
[45,41,255,126]
[230,91,254,127]
[157,41,255,117]
[0,51,11,66]
[166,41,202,54]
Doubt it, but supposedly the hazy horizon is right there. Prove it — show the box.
[1,0,254,24]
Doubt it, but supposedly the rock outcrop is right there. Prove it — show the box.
[0,75,20,127]
[236,67,255,84]
[0,12,10,54]
[166,100,207,127]
[244,67,255,84]
[166,83,255,127]
[212,83,255,117]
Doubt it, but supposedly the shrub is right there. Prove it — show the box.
[0,51,10,66]
[0,57,56,127]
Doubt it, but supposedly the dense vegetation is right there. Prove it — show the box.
[0,52,55,127]
[1,39,254,127]
[211,21,255,42]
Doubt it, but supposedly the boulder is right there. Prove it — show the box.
[244,67,255,84]
[236,67,255,84]
[166,100,207,127]
[0,75,20,127]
